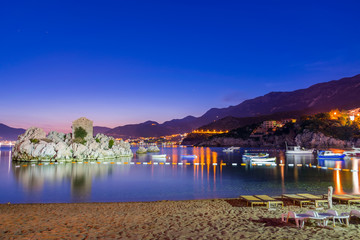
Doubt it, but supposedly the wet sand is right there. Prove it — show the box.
[1,198,360,239]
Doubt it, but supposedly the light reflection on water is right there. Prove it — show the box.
[0,147,359,203]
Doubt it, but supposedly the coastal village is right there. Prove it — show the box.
[3,108,360,148]
[2,2,360,238]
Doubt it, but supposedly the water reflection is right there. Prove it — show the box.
[12,157,132,201]
[352,158,359,194]
[2,147,360,203]
[334,161,345,194]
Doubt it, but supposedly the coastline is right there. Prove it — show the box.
[1,198,359,239]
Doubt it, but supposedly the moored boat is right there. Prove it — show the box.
[286,146,313,154]
[285,142,313,154]
[222,146,240,152]
[317,150,345,159]
[250,157,276,162]
[343,147,360,157]
[151,154,167,159]
[222,148,234,153]
[181,155,197,160]
[242,152,269,160]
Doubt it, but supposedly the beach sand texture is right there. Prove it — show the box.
[1,199,360,239]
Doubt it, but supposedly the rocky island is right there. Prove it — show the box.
[12,117,133,162]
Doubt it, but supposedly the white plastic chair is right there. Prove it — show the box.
[306,210,328,227]
[281,211,311,228]
[350,209,360,219]
[319,210,350,227]
[281,211,328,228]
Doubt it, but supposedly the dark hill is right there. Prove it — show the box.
[93,126,112,135]
[106,74,360,138]
[198,110,306,132]
[0,124,26,141]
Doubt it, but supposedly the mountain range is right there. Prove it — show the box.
[2,74,360,140]
[105,74,360,138]
[0,124,26,141]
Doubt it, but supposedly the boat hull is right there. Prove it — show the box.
[242,153,269,160]
[286,151,313,154]
[318,154,345,159]
[151,154,166,158]
[251,157,276,162]
[181,155,197,159]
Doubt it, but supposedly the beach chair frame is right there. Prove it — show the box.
[332,194,360,207]
[254,195,284,208]
[281,194,311,208]
[296,193,329,208]
[239,195,266,208]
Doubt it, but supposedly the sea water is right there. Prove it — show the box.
[0,146,358,203]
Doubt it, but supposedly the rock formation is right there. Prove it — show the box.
[12,127,133,161]
[147,145,160,152]
[136,147,147,154]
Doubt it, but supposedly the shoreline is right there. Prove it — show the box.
[1,198,359,239]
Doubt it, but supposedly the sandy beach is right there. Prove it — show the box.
[0,198,359,239]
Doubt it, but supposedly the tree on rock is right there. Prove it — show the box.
[74,127,87,140]
[108,139,114,149]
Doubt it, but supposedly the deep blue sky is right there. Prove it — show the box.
[1,1,360,132]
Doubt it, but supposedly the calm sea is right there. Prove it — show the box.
[0,146,359,203]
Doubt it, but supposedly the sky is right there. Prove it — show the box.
[1,0,360,132]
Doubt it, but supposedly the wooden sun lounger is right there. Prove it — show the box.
[332,194,360,206]
[296,194,328,208]
[282,194,312,208]
[254,195,283,208]
[240,195,265,208]
[344,194,360,199]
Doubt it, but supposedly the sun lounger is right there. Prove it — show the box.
[305,211,329,227]
[296,193,328,208]
[282,194,311,208]
[239,195,265,208]
[254,195,283,208]
[318,210,350,227]
[350,209,360,219]
[332,194,360,206]
[281,211,327,228]
[344,194,360,199]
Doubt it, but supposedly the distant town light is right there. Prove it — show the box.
[350,115,355,121]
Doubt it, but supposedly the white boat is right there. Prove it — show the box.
[223,148,234,153]
[151,154,167,159]
[222,146,240,152]
[285,142,313,154]
[343,146,360,156]
[251,157,276,162]
[242,152,269,160]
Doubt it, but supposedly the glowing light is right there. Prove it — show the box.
[192,130,229,134]
[334,161,344,195]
